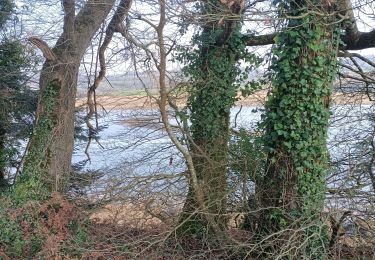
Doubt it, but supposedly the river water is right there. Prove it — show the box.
[73,105,374,173]
[71,105,375,214]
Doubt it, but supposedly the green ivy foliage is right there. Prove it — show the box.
[229,128,265,183]
[258,0,342,256]
[182,27,260,142]
[228,128,266,230]
[0,197,45,258]
[175,0,262,236]
[13,81,60,202]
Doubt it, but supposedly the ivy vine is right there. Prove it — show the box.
[175,0,261,235]
[13,80,60,203]
[259,0,342,256]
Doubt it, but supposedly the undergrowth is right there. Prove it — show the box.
[0,193,92,259]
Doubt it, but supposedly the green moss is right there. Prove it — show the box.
[13,80,60,203]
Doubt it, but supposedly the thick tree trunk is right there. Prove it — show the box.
[14,0,116,201]
[0,126,6,188]
[177,0,246,238]
[252,1,341,256]
[179,110,231,236]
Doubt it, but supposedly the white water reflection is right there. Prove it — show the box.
[73,105,374,173]
[72,105,375,211]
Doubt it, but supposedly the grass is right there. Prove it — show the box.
[107,88,159,97]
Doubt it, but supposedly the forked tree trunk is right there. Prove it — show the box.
[14,0,116,201]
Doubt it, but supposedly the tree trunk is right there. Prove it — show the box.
[177,0,246,238]
[179,108,232,237]
[0,125,6,188]
[14,0,116,201]
[253,1,341,256]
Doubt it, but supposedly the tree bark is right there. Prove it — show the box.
[0,125,6,188]
[14,0,116,201]
[245,30,375,50]
[245,0,375,51]
[177,0,246,238]
[253,1,341,256]
[86,0,132,131]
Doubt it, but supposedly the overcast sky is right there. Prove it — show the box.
[14,0,375,78]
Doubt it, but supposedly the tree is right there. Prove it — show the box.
[0,1,37,189]
[243,0,374,257]
[0,0,13,28]
[14,0,117,201]
[176,0,260,238]
[0,39,36,188]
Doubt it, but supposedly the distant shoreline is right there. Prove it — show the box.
[76,91,374,110]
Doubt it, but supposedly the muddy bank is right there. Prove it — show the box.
[76,91,373,111]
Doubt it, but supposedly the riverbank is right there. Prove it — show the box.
[76,91,373,110]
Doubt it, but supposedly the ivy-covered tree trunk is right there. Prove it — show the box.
[177,0,248,237]
[14,0,116,201]
[255,0,341,256]
[0,126,6,188]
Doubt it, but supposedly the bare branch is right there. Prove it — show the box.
[245,0,375,50]
[62,0,76,37]
[28,36,57,61]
